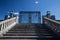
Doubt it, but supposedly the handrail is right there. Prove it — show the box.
[0,17,16,24]
[44,17,60,24]
[43,16,60,36]
[0,17,17,36]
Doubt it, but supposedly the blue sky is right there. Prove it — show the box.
[0,0,60,20]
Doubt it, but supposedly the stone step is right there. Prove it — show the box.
[40,30,54,34]
[0,36,38,39]
[9,29,35,31]
[3,33,53,36]
[12,28,47,30]
[0,24,57,39]
[9,29,48,31]
[7,31,36,33]
[11,27,36,29]
[0,36,54,39]
[7,31,53,34]
[0,39,37,40]
[9,31,48,33]
[3,33,36,36]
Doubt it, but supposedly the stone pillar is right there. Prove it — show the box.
[5,23,6,28]
[3,23,6,34]
[19,14,22,23]
[29,13,32,24]
[1,24,3,31]
[16,16,19,24]
[38,12,41,23]
[4,23,6,29]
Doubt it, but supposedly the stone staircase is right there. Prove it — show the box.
[0,24,59,40]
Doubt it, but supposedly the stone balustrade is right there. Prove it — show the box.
[43,17,60,36]
[0,17,17,36]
